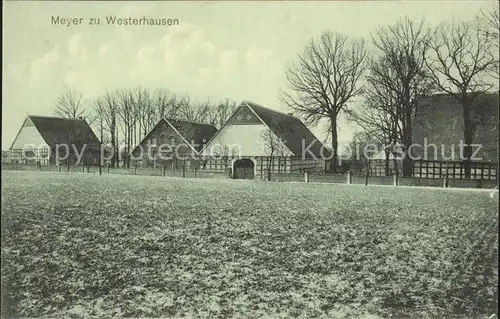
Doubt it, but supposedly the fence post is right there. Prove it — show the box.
[99,164,102,175]
[163,165,166,177]
[304,172,309,183]
[58,164,62,172]
[107,164,110,174]
[347,170,352,185]
[134,165,137,175]
[443,173,448,188]
[182,163,186,178]
[194,166,197,178]
[393,172,398,186]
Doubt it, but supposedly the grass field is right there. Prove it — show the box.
[1,170,498,318]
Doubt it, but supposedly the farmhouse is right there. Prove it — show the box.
[8,115,101,165]
[201,101,330,179]
[130,117,218,169]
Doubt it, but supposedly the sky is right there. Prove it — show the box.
[2,0,498,150]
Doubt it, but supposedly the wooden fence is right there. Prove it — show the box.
[357,159,497,180]
[413,160,497,180]
[2,161,497,189]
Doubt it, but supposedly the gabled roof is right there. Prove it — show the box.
[166,118,218,152]
[10,115,100,150]
[244,101,330,158]
[131,118,218,155]
[417,92,498,120]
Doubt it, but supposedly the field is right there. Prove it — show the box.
[1,170,498,318]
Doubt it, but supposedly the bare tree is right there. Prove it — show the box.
[97,91,119,167]
[260,128,289,158]
[260,128,289,178]
[93,99,106,144]
[351,105,396,176]
[353,17,434,177]
[181,98,237,128]
[480,7,500,80]
[349,56,401,176]
[89,86,239,168]
[127,88,153,139]
[425,18,496,178]
[179,98,212,123]
[349,131,381,185]
[213,144,239,172]
[119,87,155,166]
[116,89,135,167]
[207,99,238,129]
[91,98,107,172]
[281,31,367,173]
[53,90,87,119]
[153,89,180,120]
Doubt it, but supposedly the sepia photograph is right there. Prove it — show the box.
[1,0,499,318]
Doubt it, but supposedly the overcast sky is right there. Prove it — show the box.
[2,0,497,149]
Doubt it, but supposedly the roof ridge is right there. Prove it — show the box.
[29,115,86,121]
[163,117,217,129]
[425,92,498,97]
[243,100,295,118]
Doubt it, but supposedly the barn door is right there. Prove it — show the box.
[233,159,255,179]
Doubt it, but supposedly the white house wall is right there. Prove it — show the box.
[10,118,49,150]
[203,124,292,157]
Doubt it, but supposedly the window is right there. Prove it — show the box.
[24,150,35,158]
[40,148,49,158]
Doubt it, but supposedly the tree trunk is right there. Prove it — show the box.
[392,154,399,176]
[401,82,414,178]
[365,158,370,186]
[402,156,413,177]
[115,129,119,167]
[402,138,413,177]
[133,122,137,147]
[402,125,413,177]
[384,147,390,176]
[127,125,131,168]
[462,101,474,179]
[110,117,116,167]
[266,156,272,181]
[330,115,338,173]
[99,120,104,167]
